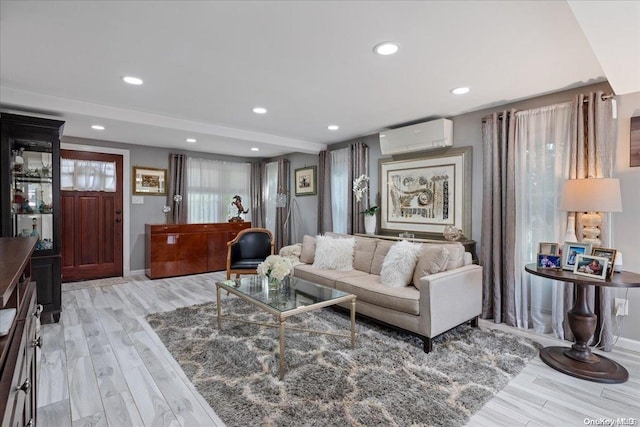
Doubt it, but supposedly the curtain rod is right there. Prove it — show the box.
[481,93,614,122]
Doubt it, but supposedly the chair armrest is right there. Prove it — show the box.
[415,264,483,337]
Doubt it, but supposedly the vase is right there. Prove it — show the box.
[268,276,281,290]
[364,215,376,235]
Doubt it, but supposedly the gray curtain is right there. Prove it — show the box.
[250,161,265,228]
[480,110,517,325]
[275,158,290,250]
[317,150,333,233]
[167,153,187,224]
[563,91,616,350]
[349,142,369,235]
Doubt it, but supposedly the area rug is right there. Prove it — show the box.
[147,300,541,427]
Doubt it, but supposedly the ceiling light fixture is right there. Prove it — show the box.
[451,87,471,95]
[373,42,399,56]
[186,138,196,143]
[253,107,267,114]
[327,125,339,131]
[91,125,105,130]
[251,147,260,151]
[122,76,143,85]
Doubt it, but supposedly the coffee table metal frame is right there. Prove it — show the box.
[215,277,357,380]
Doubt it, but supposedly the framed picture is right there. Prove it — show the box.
[294,166,317,196]
[537,253,562,269]
[379,147,472,237]
[133,166,167,195]
[631,116,640,167]
[573,254,609,280]
[591,247,617,278]
[538,242,559,255]
[562,242,592,270]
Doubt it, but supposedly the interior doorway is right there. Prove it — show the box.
[60,149,124,281]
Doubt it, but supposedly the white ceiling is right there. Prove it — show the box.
[1,1,638,158]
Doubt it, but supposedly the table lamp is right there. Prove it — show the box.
[559,178,623,246]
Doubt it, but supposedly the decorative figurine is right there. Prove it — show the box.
[229,195,248,222]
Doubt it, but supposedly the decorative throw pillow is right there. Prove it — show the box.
[380,240,422,288]
[312,236,355,271]
[412,246,450,285]
[444,243,465,271]
[300,235,316,264]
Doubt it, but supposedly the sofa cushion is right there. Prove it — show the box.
[293,264,368,289]
[380,240,422,287]
[313,235,354,271]
[335,275,420,315]
[300,235,316,264]
[370,240,394,275]
[412,246,450,284]
[352,236,378,273]
[443,243,465,270]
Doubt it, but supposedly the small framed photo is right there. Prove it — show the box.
[133,166,167,195]
[562,242,592,270]
[591,247,617,278]
[573,254,609,280]
[294,166,317,196]
[538,242,559,255]
[537,253,562,269]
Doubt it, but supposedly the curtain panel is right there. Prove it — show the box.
[349,142,368,234]
[275,158,290,250]
[317,150,333,234]
[167,153,187,224]
[250,161,265,228]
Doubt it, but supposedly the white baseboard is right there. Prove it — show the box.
[615,336,640,353]
[128,269,146,277]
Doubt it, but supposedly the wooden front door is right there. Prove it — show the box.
[60,150,123,281]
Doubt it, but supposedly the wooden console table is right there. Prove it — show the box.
[145,222,251,279]
[525,263,640,383]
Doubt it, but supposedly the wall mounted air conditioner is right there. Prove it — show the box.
[379,118,453,155]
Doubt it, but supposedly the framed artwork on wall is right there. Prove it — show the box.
[133,166,167,195]
[294,166,317,196]
[379,147,472,237]
[631,116,640,167]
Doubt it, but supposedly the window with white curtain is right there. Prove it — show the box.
[60,158,116,191]
[331,148,349,234]
[264,161,278,234]
[186,157,251,223]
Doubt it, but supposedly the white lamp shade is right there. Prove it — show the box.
[560,178,623,212]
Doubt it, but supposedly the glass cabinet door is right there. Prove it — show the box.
[10,140,54,251]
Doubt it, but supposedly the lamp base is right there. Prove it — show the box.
[581,212,602,247]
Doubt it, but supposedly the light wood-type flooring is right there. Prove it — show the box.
[37,272,640,426]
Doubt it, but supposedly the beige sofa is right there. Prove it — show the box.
[280,233,483,352]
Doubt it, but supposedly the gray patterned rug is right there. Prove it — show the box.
[147,300,541,427]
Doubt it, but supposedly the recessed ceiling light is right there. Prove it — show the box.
[451,87,470,95]
[186,138,197,143]
[328,125,339,131]
[91,125,105,130]
[373,42,399,56]
[253,107,267,114]
[251,147,260,151]
[122,76,143,85]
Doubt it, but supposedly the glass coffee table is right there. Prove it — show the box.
[215,275,357,380]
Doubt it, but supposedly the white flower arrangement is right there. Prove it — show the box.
[352,174,369,202]
[257,255,292,281]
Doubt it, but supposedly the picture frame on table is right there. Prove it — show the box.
[379,146,472,237]
[538,242,559,255]
[591,247,617,278]
[133,166,167,196]
[573,254,609,280]
[294,166,317,196]
[537,253,562,269]
[562,242,592,270]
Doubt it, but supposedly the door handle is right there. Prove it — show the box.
[115,209,122,214]
[115,218,122,223]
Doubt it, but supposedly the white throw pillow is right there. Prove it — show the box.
[312,235,355,271]
[380,240,422,288]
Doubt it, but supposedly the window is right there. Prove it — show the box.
[60,158,116,191]
[186,157,251,223]
[330,148,349,233]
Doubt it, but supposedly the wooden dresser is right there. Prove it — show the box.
[145,222,251,279]
[0,237,41,427]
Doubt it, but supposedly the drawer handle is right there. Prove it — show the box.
[33,336,42,348]
[18,378,30,393]
[33,304,43,318]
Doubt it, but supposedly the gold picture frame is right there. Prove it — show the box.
[133,166,167,195]
[294,166,317,196]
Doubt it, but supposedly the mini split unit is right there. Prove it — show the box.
[379,118,453,155]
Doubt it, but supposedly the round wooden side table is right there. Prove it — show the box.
[525,264,640,383]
